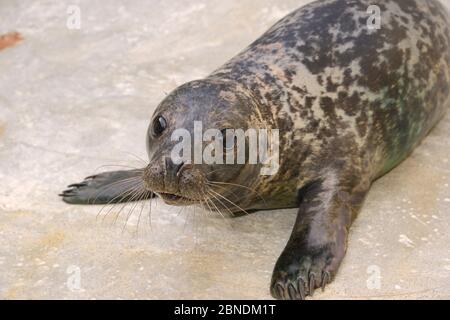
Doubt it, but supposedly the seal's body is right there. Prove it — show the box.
[210,0,450,210]
[61,0,450,299]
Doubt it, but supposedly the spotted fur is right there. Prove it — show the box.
[211,0,450,299]
[211,0,450,197]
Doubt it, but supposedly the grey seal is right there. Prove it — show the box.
[61,0,450,299]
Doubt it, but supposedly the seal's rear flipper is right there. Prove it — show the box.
[60,169,155,205]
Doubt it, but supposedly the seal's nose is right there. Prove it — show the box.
[164,157,184,185]
[165,156,183,175]
[143,156,185,193]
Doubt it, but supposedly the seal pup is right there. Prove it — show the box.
[61,0,450,299]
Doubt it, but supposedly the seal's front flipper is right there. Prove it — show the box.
[60,169,155,205]
[270,172,370,300]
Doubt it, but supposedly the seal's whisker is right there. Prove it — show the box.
[147,191,154,231]
[121,188,148,234]
[206,180,266,205]
[197,191,211,219]
[121,200,141,234]
[192,203,199,239]
[206,193,226,219]
[205,190,230,219]
[136,190,150,236]
[176,205,190,233]
[93,164,144,173]
[205,183,241,203]
[135,191,150,237]
[92,180,142,207]
[200,192,215,216]
[205,199,214,218]
[208,189,250,216]
[183,206,193,233]
[96,182,143,221]
[199,193,234,230]
[99,187,142,224]
[176,205,185,217]
[202,191,221,217]
[136,195,146,236]
[96,183,140,222]
[105,185,143,224]
[124,152,148,166]
[91,176,143,205]
[198,200,206,225]
[111,185,146,226]
[206,189,235,218]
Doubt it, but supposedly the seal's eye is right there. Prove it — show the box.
[152,115,167,137]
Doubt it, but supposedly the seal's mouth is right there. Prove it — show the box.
[158,192,197,205]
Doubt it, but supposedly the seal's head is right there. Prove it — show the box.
[143,78,267,211]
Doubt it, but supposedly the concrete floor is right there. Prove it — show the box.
[0,0,449,300]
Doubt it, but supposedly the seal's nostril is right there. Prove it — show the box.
[165,157,184,177]
[174,162,184,175]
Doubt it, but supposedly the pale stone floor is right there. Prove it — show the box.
[0,0,449,299]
